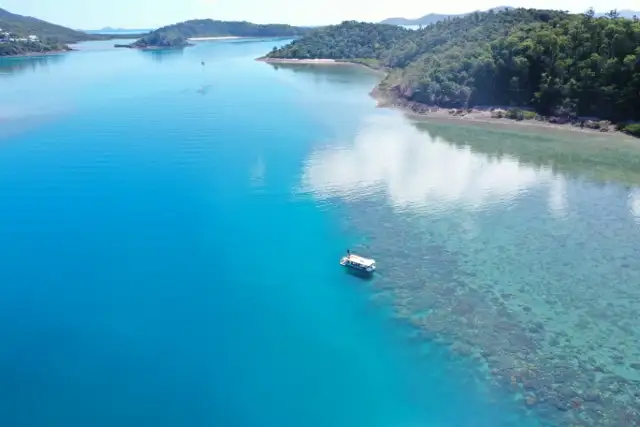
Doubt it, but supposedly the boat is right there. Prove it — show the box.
[340,251,376,273]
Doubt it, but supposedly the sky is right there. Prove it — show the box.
[2,0,639,30]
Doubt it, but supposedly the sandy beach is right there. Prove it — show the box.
[257,57,341,65]
[188,36,242,41]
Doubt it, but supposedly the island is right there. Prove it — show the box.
[262,8,640,137]
[121,19,311,49]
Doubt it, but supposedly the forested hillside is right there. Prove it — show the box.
[266,9,640,127]
[266,20,410,60]
[0,8,101,43]
[130,20,310,48]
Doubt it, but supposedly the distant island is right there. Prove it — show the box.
[121,20,311,49]
[0,7,147,56]
[380,6,639,26]
[380,6,513,26]
[262,9,640,138]
[97,26,153,32]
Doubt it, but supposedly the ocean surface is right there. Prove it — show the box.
[1,38,639,427]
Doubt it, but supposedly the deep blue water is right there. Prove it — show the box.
[2,38,639,427]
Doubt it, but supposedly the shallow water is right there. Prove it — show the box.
[0,38,639,427]
[300,112,640,426]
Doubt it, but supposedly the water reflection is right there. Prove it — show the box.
[301,114,564,214]
[629,189,640,222]
[0,54,66,77]
[417,120,640,186]
[266,62,379,86]
[301,111,640,427]
[70,39,137,52]
[138,48,185,62]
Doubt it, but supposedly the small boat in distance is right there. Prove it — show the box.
[340,250,376,273]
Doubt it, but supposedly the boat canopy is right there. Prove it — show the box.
[346,254,375,267]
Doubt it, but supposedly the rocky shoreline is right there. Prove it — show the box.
[370,87,636,137]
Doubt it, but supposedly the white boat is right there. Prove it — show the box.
[340,252,376,273]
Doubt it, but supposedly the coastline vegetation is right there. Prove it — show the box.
[0,7,148,56]
[0,7,103,44]
[0,39,70,56]
[129,20,311,49]
[266,8,640,136]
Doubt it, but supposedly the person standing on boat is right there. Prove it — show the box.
[346,249,351,258]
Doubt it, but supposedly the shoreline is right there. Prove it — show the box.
[376,97,630,136]
[188,36,242,41]
[257,56,637,138]
[257,57,344,65]
[370,87,632,137]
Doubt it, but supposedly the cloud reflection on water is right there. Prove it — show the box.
[629,189,640,222]
[300,114,566,214]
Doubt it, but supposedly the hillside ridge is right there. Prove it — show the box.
[380,6,639,26]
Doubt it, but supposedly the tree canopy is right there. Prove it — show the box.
[266,20,410,60]
[267,9,640,124]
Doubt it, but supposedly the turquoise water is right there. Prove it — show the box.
[1,38,639,427]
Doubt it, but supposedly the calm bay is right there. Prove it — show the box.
[1,38,639,427]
